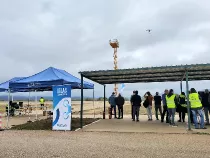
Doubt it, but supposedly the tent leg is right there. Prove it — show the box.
[7,89,10,129]
[27,92,31,122]
[103,85,106,119]
[80,74,84,128]
[93,89,95,118]
[186,71,191,131]
[35,90,38,120]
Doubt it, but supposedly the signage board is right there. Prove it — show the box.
[52,85,71,130]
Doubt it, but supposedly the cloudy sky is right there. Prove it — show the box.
[0,0,210,98]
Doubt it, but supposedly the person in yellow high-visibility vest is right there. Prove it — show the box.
[39,97,45,110]
[166,89,177,127]
[189,88,206,129]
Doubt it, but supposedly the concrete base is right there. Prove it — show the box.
[81,115,210,134]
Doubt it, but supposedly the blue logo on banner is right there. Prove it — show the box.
[53,109,60,126]
[63,100,71,120]
[52,101,71,126]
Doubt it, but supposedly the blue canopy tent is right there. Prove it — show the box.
[0,77,26,93]
[5,67,94,128]
[9,67,94,90]
[0,77,31,128]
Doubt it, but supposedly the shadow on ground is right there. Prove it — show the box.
[10,118,99,131]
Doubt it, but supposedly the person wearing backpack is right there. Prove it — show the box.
[144,92,153,121]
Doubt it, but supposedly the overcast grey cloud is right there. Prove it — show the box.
[0,0,210,98]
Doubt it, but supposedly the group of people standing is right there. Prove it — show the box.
[130,88,209,129]
[108,92,125,119]
[109,87,209,129]
[161,88,209,129]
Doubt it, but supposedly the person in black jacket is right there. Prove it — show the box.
[130,91,136,119]
[178,92,187,122]
[202,89,210,125]
[115,93,125,119]
[131,90,142,122]
[161,89,169,123]
[154,92,162,120]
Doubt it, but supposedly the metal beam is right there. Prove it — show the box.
[186,71,191,131]
[96,77,210,85]
[86,70,184,78]
[89,71,210,80]
[93,75,210,84]
[80,74,84,128]
[95,74,210,81]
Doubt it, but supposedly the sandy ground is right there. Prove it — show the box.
[0,100,160,115]
[0,100,209,131]
[1,101,210,158]
[0,100,150,128]
[0,131,210,158]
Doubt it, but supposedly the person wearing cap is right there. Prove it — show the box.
[201,89,210,125]
[130,90,142,122]
[109,92,117,118]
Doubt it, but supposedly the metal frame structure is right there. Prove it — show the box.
[109,39,119,94]
[79,63,210,130]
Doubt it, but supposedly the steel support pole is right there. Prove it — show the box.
[103,85,106,119]
[93,89,95,118]
[180,81,183,93]
[35,90,38,120]
[7,89,10,129]
[80,74,84,128]
[27,91,32,122]
[186,71,191,130]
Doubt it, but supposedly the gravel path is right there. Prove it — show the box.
[0,131,210,158]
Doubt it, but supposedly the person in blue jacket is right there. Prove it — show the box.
[109,92,117,118]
